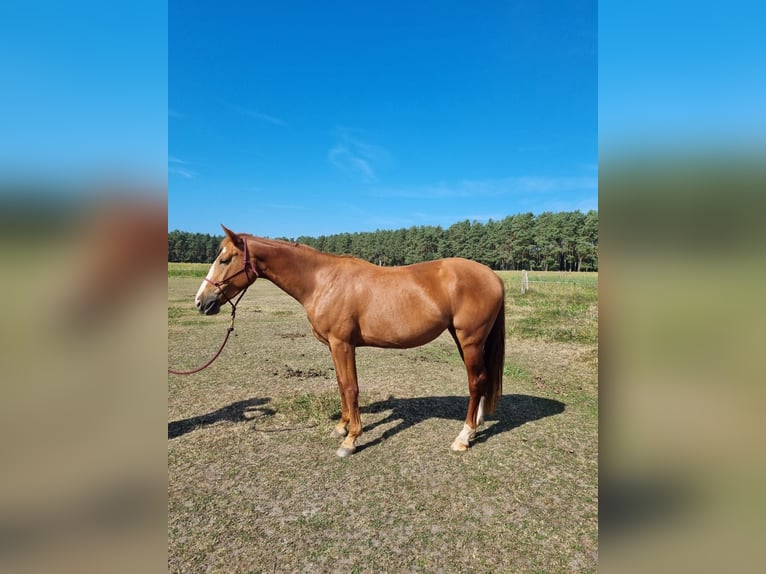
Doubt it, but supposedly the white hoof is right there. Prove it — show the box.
[451,423,475,452]
[450,440,469,452]
[336,446,356,458]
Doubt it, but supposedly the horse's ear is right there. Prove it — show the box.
[221,225,244,250]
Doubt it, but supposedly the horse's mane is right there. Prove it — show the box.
[222,233,370,264]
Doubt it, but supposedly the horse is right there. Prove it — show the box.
[194,225,506,457]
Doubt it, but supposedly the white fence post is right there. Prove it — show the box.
[521,270,529,294]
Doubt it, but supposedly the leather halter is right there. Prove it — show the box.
[204,235,260,312]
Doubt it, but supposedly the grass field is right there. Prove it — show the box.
[168,264,598,573]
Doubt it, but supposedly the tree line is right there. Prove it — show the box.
[168,210,598,271]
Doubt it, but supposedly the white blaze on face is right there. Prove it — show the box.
[195,246,226,305]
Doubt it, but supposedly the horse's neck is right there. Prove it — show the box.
[249,238,320,305]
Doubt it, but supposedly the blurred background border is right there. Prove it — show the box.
[1,1,765,572]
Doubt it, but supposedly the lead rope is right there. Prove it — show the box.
[168,322,235,375]
[167,286,250,376]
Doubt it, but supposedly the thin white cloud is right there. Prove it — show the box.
[328,128,391,183]
[169,156,197,179]
[169,167,196,179]
[226,102,287,127]
[328,145,376,182]
[243,110,287,127]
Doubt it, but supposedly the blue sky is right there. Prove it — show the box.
[169,1,597,238]
[3,0,762,232]
[0,1,167,182]
[599,1,766,157]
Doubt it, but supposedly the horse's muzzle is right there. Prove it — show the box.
[197,296,221,315]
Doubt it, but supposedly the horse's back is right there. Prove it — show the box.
[354,257,502,306]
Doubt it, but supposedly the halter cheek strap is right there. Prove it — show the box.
[242,237,260,279]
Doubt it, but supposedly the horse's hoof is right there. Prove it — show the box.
[336,446,356,458]
[450,440,469,452]
[331,427,348,438]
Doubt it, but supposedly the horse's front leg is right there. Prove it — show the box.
[329,340,361,457]
[331,377,349,439]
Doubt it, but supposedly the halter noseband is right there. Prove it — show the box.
[205,235,260,315]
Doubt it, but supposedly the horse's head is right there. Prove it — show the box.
[195,225,259,315]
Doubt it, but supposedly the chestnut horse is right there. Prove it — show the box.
[195,226,505,457]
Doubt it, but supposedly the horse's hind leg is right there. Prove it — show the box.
[449,325,486,428]
[451,342,487,452]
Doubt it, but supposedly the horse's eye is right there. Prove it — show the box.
[219,258,232,265]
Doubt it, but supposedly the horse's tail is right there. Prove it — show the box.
[483,293,505,415]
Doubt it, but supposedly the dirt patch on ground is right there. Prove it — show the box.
[278,365,331,379]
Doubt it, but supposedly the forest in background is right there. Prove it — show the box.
[168,210,598,271]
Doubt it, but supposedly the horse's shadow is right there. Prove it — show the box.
[356,393,565,452]
[168,398,275,439]
[168,394,564,448]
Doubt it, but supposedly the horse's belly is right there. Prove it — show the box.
[357,299,448,348]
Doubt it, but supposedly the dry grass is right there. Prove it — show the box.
[169,270,598,573]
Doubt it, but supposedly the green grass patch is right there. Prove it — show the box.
[504,361,532,381]
[272,392,343,424]
[178,319,213,327]
[168,305,185,320]
[525,272,598,287]
[508,282,598,344]
[168,303,206,326]
[271,309,294,317]
[168,262,209,277]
